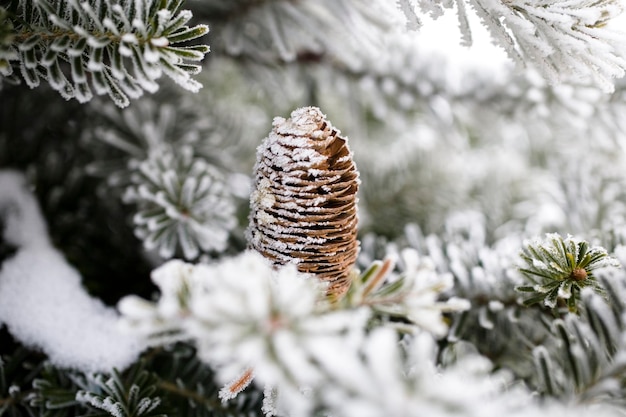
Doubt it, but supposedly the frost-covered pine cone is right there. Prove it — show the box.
[247,107,360,298]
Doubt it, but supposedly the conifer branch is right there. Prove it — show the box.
[4,1,626,416]
[516,233,620,314]
[2,0,209,107]
[123,145,237,260]
[406,0,626,91]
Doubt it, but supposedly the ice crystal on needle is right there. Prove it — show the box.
[408,0,626,92]
[247,107,360,299]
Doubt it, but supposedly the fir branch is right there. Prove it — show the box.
[123,145,237,260]
[146,344,263,417]
[382,220,555,378]
[3,0,209,107]
[528,281,626,406]
[118,250,474,416]
[30,364,83,415]
[82,90,257,260]
[75,367,167,417]
[341,250,469,336]
[517,233,620,314]
[414,0,626,91]
[27,344,263,417]
[0,346,48,417]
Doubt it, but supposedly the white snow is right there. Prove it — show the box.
[274,108,323,136]
[0,170,145,372]
[0,171,50,248]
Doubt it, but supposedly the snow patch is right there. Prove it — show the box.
[0,171,50,248]
[0,170,145,372]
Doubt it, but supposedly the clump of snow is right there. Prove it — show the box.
[0,170,144,372]
[0,171,50,248]
[273,107,328,137]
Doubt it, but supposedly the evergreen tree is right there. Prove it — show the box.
[2,0,626,416]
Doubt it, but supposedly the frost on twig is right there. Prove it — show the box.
[408,0,626,91]
[343,249,470,337]
[3,0,209,107]
[118,247,471,415]
[123,145,237,260]
[116,249,572,417]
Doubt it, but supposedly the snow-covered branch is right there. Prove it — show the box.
[406,0,626,91]
[2,0,209,106]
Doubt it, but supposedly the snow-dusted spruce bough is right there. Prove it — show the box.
[3,0,626,416]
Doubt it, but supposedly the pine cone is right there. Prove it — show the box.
[248,107,359,299]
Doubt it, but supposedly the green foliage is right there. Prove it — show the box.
[75,367,166,417]
[147,344,263,417]
[0,341,262,417]
[342,258,395,306]
[0,347,44,417]
[81,87,257,261]
[123,145,237,260]
[517,233,620,313]
[30,365,82,416]
[3,0,209,107]
[531,274,626,405]
[29,360,169,417]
